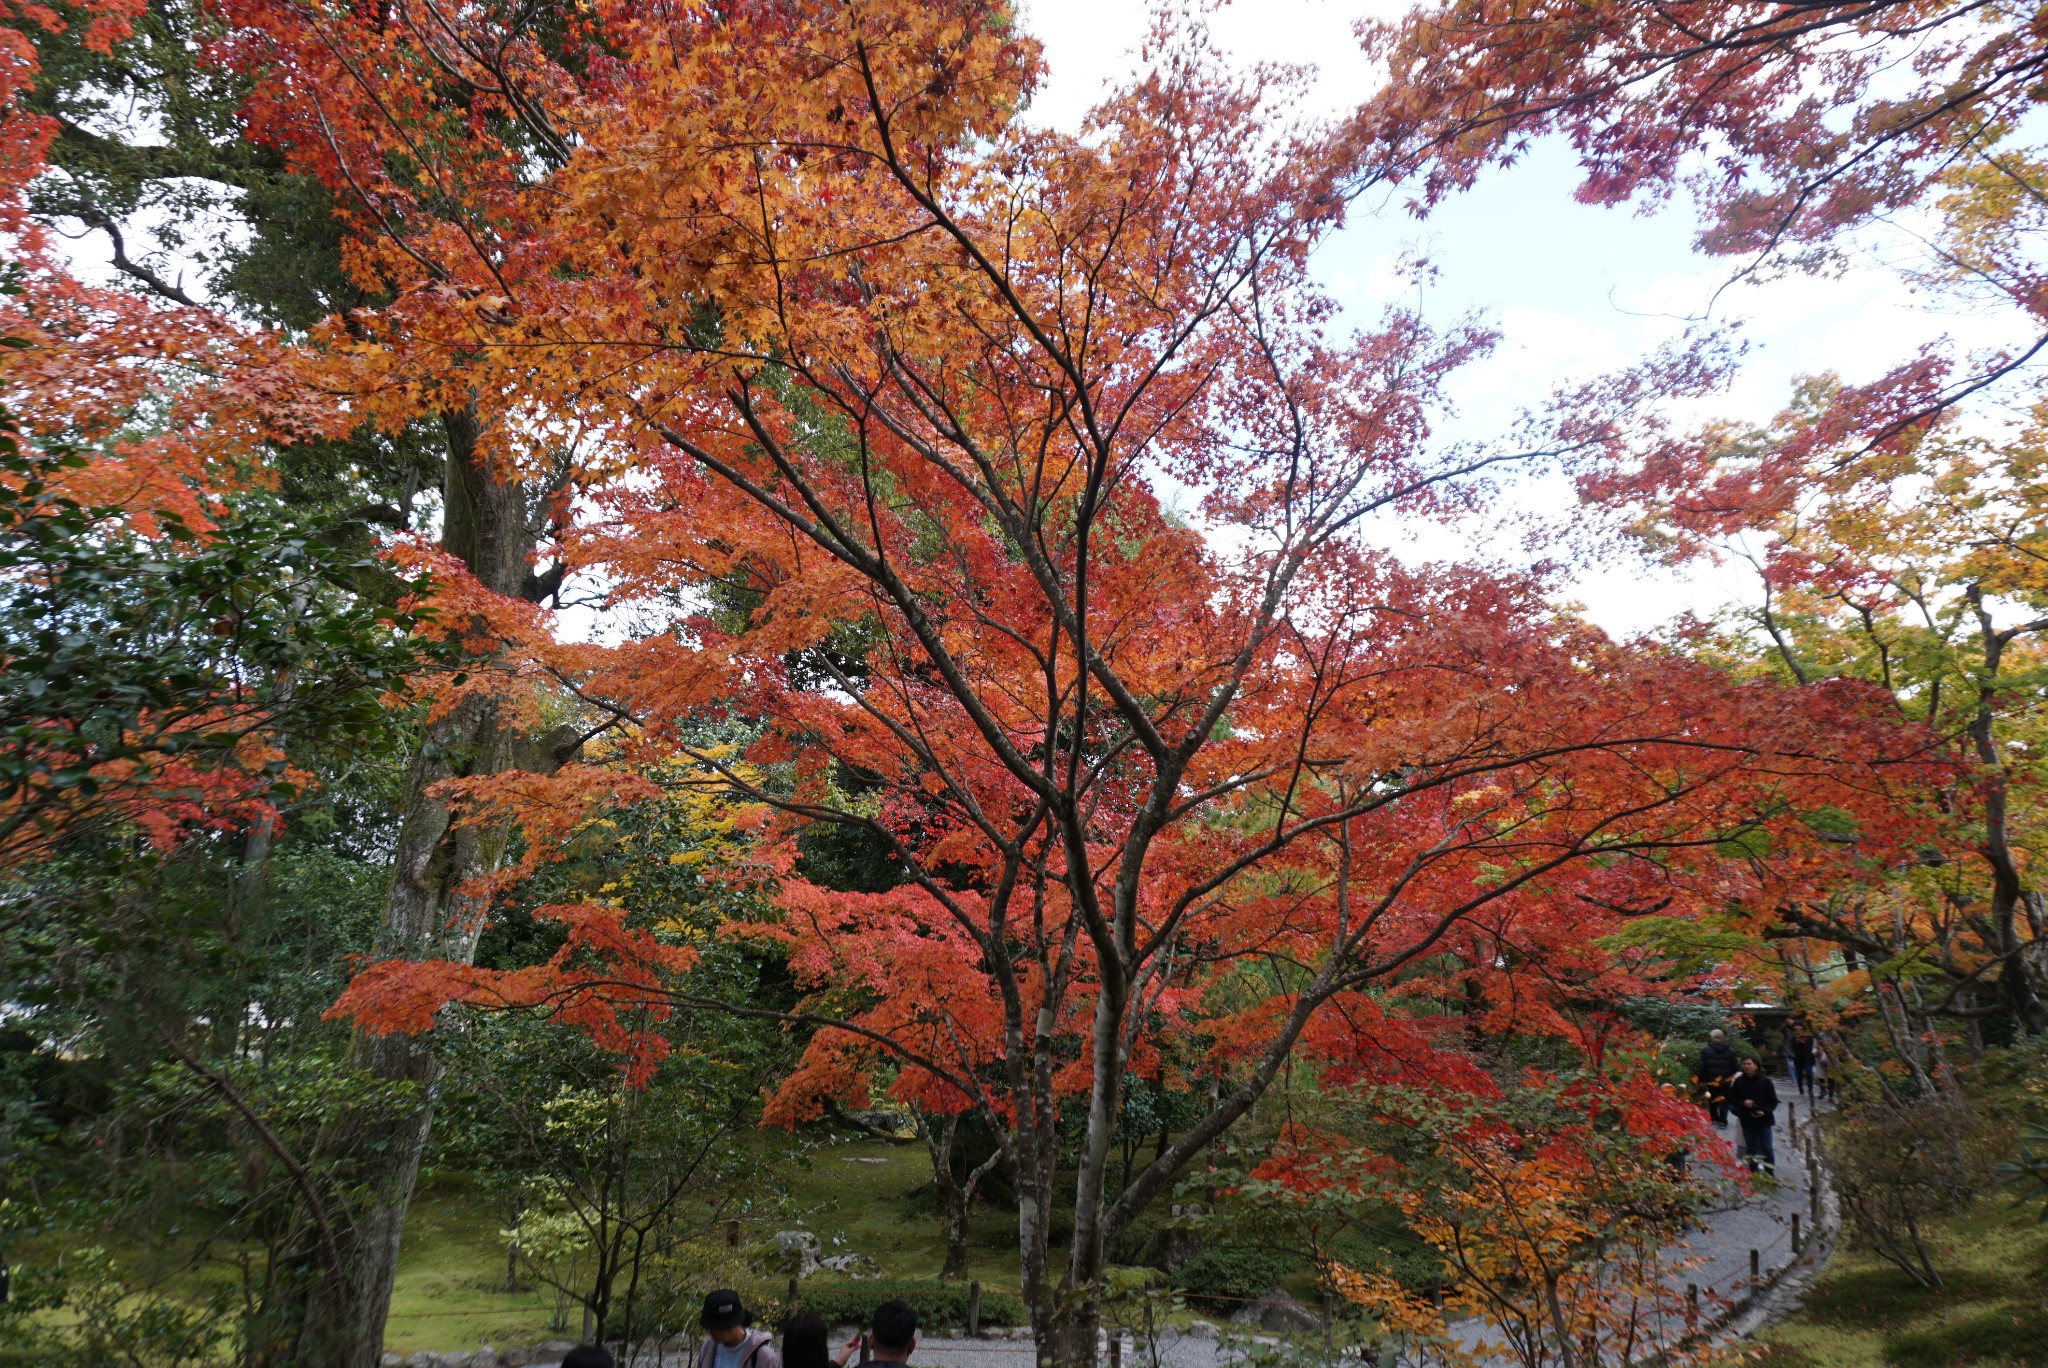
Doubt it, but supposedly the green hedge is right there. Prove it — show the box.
[793,1279,1027,1330]
[1172,1245,1296,1312]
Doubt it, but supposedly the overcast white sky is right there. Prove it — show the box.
[1020,0,2035,637]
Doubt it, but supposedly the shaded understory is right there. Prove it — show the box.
[1754,1194,2048,1368]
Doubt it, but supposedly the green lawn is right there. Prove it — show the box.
[385,1184,563,1354]
[780,1135,1022,1288]
[384,1136,1021,1354]
[1754,1194,2048,1368]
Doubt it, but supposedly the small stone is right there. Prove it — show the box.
[818,1251,881,1279]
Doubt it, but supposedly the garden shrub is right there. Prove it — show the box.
[1828,1098,2010,1288]
[1171,1244,1296,1312]
[1327,1227,1442,1292]
[793,1279,1027,1329]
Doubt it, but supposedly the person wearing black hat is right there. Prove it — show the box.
[696,1290,783,1368]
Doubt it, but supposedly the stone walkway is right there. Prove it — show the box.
[501,1093,1835,1368]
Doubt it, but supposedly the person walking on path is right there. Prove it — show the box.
[1726,1056,1780,1175]
[1697,1029,1740,1127]
[1814,1039,1836,1102]
[698,1291,783,1368]
[1789,1023,1816,1097]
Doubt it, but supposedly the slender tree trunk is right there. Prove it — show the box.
[927,1113,1001,1282]
[1018,992,1062,1365]
[1047,930,1128,1368]
[285,411,572,1368]
[505,1189,522,1293]
[927,1113,969,1281]
[1968,595,2048,1036]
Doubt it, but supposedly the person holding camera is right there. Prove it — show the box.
[832,1300,919,1368]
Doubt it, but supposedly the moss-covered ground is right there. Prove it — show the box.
[1749,1181,2048,1367]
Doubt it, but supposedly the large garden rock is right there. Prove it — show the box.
[854,1109,912,1136]
[1230,1290,1321,1334]
[771,1228,822,1275]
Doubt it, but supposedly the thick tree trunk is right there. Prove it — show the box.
[1040,1302,1102,1368]
[284,411,568,1368]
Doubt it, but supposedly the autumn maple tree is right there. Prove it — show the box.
[1350,0,2048,1045]
[0,4,472,1362]
[1325,1077,1710,1368]
[0,0,421,868]
[229,2,1952,1360]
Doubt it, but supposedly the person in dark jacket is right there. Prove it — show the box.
[1789,1023,1817,1097]
[1725,1056,1780,1174]
[1696,1029,1740,1127]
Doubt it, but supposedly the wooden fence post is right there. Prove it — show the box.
[967,1280,982,1338]
[725,1219,741,1248]
[1791,1213,1802,1253]
[1685,1284,1698,1331]
[1749,1249,1760,1287]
